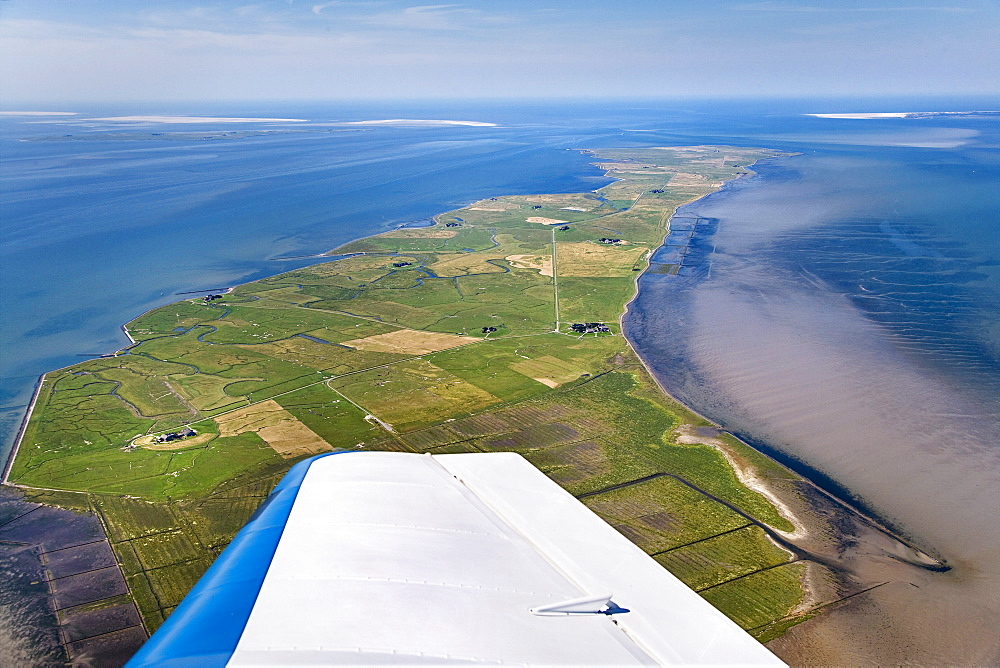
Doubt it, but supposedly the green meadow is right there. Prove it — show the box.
[10,146,810,639]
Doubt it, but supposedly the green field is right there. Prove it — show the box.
[9,146,814,638]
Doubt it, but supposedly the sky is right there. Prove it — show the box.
[0,0,998,103]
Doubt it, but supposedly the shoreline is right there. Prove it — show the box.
[6,146,944,558]
[5,144,936,657]
[604,156,953,659]
[614,160,808,534]
[608,154,951,572]
[1,375,44,483]
[609,163,824,610]
[612,156,948,563]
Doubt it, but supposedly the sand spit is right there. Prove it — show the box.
[673,424,807,541]
[88,116,309,123]
[629,341,912,639]
[806,111,1000,119]
[340,119,497,127]
[806,112,913,119]
[0,111,78,117]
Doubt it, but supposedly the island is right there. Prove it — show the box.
[6,146,937,661]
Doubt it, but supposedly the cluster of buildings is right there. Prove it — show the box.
[154,428,197,444]
[570,322,611,334]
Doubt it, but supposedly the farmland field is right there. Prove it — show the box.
[8,146,816,638]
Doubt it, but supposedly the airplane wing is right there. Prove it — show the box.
[127,451,786,666]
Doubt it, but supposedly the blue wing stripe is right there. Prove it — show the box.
[126,451,347,667]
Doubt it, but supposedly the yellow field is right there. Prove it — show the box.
[525,216,568,225]
[555,242,648,277]
[335,359,500,430]
[215,399,332,458]
[505,254,553,277]
[509,355,586,388]
[341,329,471,355]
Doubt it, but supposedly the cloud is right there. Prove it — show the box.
[734,2,974,11]
[312,1,340,15]
[359,4,512,31]
[1,1,996,101]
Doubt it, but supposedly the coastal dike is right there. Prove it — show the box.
[3,146,946,665]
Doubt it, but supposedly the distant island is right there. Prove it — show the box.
[7,145,941,659]
[806,110,1000,119]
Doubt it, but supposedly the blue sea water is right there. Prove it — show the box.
[1,98,998,662]
[0,101,627,456]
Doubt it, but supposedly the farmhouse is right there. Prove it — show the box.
[570,322,611,334]
[154,428,197,444]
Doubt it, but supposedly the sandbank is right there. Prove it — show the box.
[89,116,309,123]
[805,112,912,119]
[0,111,78,116]
[340,119,497,127]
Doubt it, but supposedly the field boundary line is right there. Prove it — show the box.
[694,561,798,593]
[649,523,756,556]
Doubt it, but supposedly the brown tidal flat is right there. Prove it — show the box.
[0,488,147,666]
[626,217,1000,664]
[629,382,966,665]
